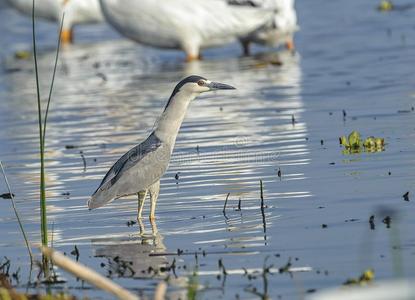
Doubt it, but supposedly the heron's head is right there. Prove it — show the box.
[172,75,235,95]
[163,75,235,112]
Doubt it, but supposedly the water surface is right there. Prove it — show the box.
[1,1,415,299]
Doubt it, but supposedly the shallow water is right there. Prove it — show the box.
[1,1,415,299]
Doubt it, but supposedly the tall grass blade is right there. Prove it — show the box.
[32,0,48,248]
[0,161,34,264]
[42,14,64,146]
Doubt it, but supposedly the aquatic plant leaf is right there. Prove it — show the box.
[378,0,394,11]
[360,269,375,282]
[340,131,385,154]
[375,138,384,147]
[348,131,361,149]
[14,50,31,60]
[363,137,376,148]
[340,136,349,147]
[343,269,375,286]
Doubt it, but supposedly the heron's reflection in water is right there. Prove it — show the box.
[93,220,168,279]
[92,221,189,299]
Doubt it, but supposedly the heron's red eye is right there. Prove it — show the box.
[197,80,204,86]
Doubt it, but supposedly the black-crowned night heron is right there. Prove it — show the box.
[88,75,235,220]
[4,0,103,43]
[100,0,296,61]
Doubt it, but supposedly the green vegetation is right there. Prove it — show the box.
[31,0,64,248]
[378,0,394,11]
[339,130,385,154]
[343,269,375,286]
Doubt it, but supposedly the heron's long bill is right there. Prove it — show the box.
[208,82,236,90]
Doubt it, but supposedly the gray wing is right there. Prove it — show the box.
[227,0,264,7]
[93,133,162,195]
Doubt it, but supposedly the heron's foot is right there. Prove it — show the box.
[285,39,295,51]
[61,29,73,44]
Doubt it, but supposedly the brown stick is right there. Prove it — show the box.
[154,281,167,300]
[40,246,139,300]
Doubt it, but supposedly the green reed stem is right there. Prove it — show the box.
[42,14,64,146]
[32,0,48,248]
[0,161,34,265]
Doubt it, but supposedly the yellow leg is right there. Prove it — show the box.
[150,218,159,237]
[137,218,145,236]
[61,29,73,44]
[149,180,160,221]
[185,54,202,62]
[286,38,295,51]
[137,190,147,221]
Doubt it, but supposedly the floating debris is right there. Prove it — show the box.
[343,269,375,286]
[259,180,267,237]
[235,198,242,211]
[403,191,409,201]
[278,257,292,274]
[80,151,87,172]
[397,109,412,114]
[70,245,80,262]
[377,0,414,11]
[321,224,328,228]
[277,168,282,180]
[218,258,227,275]
[291,114,295,125]
[126,220,136,227]
[96,72,107,83]
[223,193,230,218]
[344,218,359,222]
[369,215,375,230]
[159,258,177,276]
[382,216,391,228]
[0,193,14,199]
[175,172,180,184]
[14,50,30,60]
[378,0,393,11]
[106,256,135,278]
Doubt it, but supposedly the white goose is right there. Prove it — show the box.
[99,0,277,61]
[3,0,104,43]
[233,0,298,54]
